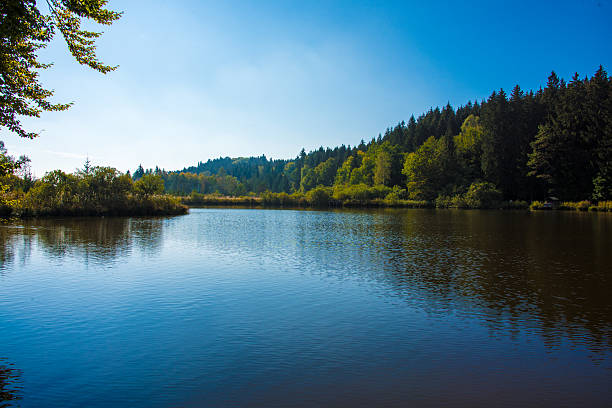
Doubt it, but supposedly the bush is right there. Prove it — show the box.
[464,182,502,209]
[17,167,187,216]
[576,201,590,211]
[530,201,546,210]
[596,201,612,212]
[183,192,260,207]
[332,184,392,204]
[560,201,591,211]
[384,186,408,203]
[260,191,303,207]
[306,186,333,207]
[435,195,452,208]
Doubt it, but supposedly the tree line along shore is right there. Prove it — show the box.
[180,190,612,212]
[1,67,611,217]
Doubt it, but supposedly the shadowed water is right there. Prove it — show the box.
[0,209,611,407]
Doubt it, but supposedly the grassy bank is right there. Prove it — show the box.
[182,192,261,207]
[530,200,612,212]
[15,194,187,217]
[180,191,612,212]
[2,194,187,217]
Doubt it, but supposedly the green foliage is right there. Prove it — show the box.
[184,192,260,207]
[164,171,246,196]
[529,200,612,212]
[384,199,430,208]
[313,158,337,186]
[0,0,121,138]
[374,149,393,186]
[261,191,297,207]
[0,141,30,210]
[402,136,444,200]
[529,201,547,211]
[305,186,333,207]
[589,201,612,212]
[349,151,374,185]
[299,164,316,192]
[455,115,484,183]
[16,165,186,217]
[384,185,408,203]
[434,194,470,209]
[592,173,612,202]
[283,161,299,192]
[559,201,591,211]
[332,183,391,205]
[434,182,501,209]
[0,142,29,178]
[4,62,605,212]
[300,158,337,192]
[464,182,502,209]
[529,68,612,201]
[154,67,609,206]
[135,174,165,197]
[335,156,355,185]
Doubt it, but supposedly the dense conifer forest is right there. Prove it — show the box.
[133,67,611,207]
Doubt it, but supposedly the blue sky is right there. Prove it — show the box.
[4,0,612,176]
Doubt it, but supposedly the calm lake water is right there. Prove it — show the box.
[1,208,611,407]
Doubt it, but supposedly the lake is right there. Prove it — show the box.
[1,208,611,407]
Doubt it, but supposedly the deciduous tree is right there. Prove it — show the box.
[1,0,121,138]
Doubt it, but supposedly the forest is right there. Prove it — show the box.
[1,67,611,214]
[135,67,612,209]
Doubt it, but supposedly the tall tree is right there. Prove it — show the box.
[528,69,611,200]
[1,0,121,138]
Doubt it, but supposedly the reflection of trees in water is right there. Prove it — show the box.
[33,218,132,262]
[300,209,612,353]
[2,210,610,356]
[0,217,167,267]
[0,359,22,407]
[368,209,612,351]
[129,218,166,255]
[0,226,32,273]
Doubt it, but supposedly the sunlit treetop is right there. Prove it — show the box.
[0,0,122,138]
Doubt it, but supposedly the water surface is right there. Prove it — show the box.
[1,209,611,407]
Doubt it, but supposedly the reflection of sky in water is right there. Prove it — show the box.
[0,209,611,407]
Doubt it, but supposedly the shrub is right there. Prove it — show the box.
[435,195,452,208]
[597,201,612,212]
[332,183,392,204]
[384,186,408,204]
[18,167,187,216]
[306,186,333,207]
[451,194,469,208]
[560,201,591,211]
[576,201,590,211]
[183,193,260,207]
[464,182,502,209]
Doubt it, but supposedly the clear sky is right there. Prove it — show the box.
[4,0,612,176]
